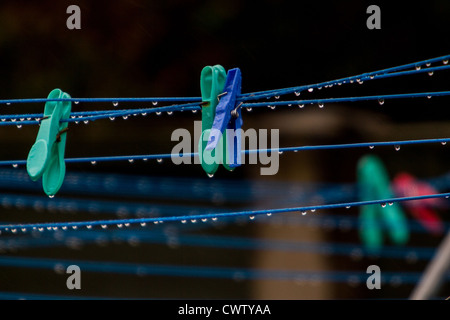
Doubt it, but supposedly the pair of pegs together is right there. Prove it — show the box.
[358,155,445,252]
[198,65,243,176]
[27,89,72,196]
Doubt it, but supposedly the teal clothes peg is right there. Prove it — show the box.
[27,89,72,196]
[198,65,228,176]
[357,155,409,252]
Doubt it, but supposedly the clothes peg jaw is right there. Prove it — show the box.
[198,65,227,176]
[26,89,72,196]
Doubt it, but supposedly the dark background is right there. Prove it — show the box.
[0,0,449,300]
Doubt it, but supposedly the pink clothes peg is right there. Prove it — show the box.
[392,172,444,235]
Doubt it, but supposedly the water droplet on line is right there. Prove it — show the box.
[381,203,387,208]
[128,159,134,163]
[246,107,252,112]
[249,215,255,220]
[415,65,421,71]
[295,92,301,96]
[167,111,173,115]
[428,71,434,76]
[113,102,119,107]
[308,88,314,92]
[49,195,55,199]
[122,116,128,120]
[369,145,375,150]
[12,164,18,168]
[441,141,447,146]
[301,211,307,216]
[74,101,79,105]
[395,145,401,151]
[157,158,163,163]
[318,103,324,108]
[388,202,394,206]
[91,161,97,166]
[266,213,272,217]
[152,101,158,106]
[298,104,304,108]
[109,117,115,121]
[156,112,161,116]
[378,99,384,105]
[443,60,449,65]
[207,173,214,178]
[275,96,280,100]
[426,63,431,67]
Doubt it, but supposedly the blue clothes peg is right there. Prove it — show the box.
[357,155,409,252]
[206,68,243,169]
[27,89,72,196]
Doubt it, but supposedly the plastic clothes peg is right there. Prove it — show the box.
[392,172,444,235]
[27,89,72,196]
[357,155,409,251]
[206,68,243,169]
[198,65,227,176]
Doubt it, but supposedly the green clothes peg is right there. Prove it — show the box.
[27,89,72,196]
[198,65,230,176]
[357,155,409,252]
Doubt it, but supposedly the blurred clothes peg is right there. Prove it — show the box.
[357,155,409,252]
[392,172,444,235]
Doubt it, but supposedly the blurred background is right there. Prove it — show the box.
[0,0,449,299]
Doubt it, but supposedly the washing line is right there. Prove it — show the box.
[0,255,448,285]
[0,192,449,233]
[1,54,448,107]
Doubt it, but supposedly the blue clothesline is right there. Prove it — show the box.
[0,54,448,106]
[0,192,448,233]
[0,255,448,285]
[0,226,440,261]
[0,137,448,167]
